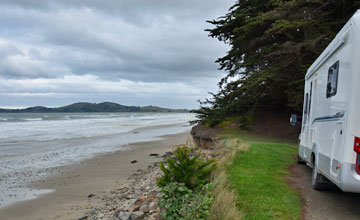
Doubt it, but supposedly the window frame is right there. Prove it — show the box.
[304,93,309,115]
[326,61,340,98]
[309,82,312,115]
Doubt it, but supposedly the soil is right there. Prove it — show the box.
[191,111,300,142]
[190,124,223,149]
[288,163,360,220]
[250,112,300,140]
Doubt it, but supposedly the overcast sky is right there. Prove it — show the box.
[0,0,234,109]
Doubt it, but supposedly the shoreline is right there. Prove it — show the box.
[0,121,192,209]
[0,131,191,220]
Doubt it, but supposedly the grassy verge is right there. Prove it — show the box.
[209,133,301,220]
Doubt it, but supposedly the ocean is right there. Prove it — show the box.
[0,112,195,208]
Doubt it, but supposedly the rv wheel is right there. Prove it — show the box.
[311,162,331,191]
[297,155,306,165]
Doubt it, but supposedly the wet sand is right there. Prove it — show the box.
[0,132,191,220]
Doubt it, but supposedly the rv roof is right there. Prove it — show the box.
[305,10,360,80]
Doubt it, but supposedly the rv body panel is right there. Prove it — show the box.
[299,10,360,192]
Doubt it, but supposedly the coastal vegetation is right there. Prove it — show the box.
[158,182,213,220]
[158,146,216,190]
[0,102,189,113]
[158,130,300,220]
[193,0,360,127]
[209,131,300,220]
[157,146,216,220]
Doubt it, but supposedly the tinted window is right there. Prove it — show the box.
[309,82,312,115]
[304,93,308,115]
[327,61,339,98]
[303,93,308,127]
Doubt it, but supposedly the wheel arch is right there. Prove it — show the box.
[310,143,318,168]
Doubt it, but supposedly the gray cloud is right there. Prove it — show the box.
[0,0,234,108]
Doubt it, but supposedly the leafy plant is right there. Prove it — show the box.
[157,146,216,190]
[158,182,213,220]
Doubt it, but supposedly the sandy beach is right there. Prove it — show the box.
[0,131,191,220]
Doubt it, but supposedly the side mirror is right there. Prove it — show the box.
[290,114,297,126]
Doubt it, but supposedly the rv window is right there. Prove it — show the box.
[304,93,308,115]
[326,61,339,98]
[309,82,312,115]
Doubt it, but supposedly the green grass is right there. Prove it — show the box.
[226,139,301,220]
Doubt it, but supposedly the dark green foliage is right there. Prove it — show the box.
[157,146,216,190]
[195,0,360,126]
[57,102,140,112]
[158,182,213,220]
[140,105,188,113]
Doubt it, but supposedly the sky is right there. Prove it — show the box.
[0,0,234,109]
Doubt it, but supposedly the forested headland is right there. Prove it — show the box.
[0,102,189,113]
[193,0,360,131]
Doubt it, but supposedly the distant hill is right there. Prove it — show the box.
[0,102,189,113]
[140,105,188,113]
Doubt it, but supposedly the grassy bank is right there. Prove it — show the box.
[210,133,301,220]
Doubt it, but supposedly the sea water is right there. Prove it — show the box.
[0,112,195,208]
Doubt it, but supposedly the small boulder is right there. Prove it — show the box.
[87,194,95,198]
[116,212,131,220]
[149,201,158,210]
[129,211,144,220]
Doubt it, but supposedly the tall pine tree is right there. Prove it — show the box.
[194,0,360,127]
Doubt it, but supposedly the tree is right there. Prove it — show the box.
[194,0,360,126]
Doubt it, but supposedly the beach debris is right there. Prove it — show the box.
[131,160,138,164]
[87,194,95,198]
[149,153,159,157]
[78,216,88,220]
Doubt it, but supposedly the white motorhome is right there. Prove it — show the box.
[296,10,360,192]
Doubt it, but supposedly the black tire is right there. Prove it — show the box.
[297,155,306,165]
[311,161,331,191]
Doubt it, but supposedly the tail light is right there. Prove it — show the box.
[354,136,360,174]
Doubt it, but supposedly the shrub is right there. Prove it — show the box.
[157,146,216,190]
[158,182,213,220]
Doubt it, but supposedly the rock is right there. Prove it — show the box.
[78,216,88,220]
[128,204,140,212]
[116,211,131,220]
[131,160,137,164]
[139,205,149,213]
[87,194,95,198]
[149,201,158,210]
[85,153,167,220]
[128,197,146,212]
[162,151,173,158]
[129,211,144,220]
[139,201,151,213]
